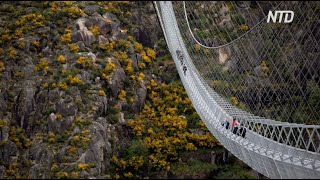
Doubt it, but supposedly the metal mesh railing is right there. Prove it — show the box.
[174,1,320,126]
[155,1,320,179]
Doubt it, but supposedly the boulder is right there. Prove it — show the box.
[103,12,120,24]
[83,4,101,15]
[87,52,96,63]
[71,30,96,47]
[98,35,108,46]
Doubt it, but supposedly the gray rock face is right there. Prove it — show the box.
[56,99,78,117]
[130,9,159,48]
[129,54,142,70]
[93,95,108,117]
[14,82,36,129]
[76,121,112,177]
[1,141,18,163]
[48,88,60,103]
[109,67,126,97]
[48,113,74,133]
[29,144,54,179]
[134,85,147,113]
[0,90,7,118]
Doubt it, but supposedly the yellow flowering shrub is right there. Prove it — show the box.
[55,171,68,179]
[98,90,106,96]
[34,59,49,72]
[260,60,269,78]
[0,61,5,77]
[239,24,249,31]
[70,129,91,149]
[32,40,40,47]
[48,132,55,143]
[77,163,90,171]
[118,90,126,101]
[141,51,151,64]
[14,29,24,39]
[55,113,63,120]
[68,75,84,86]
[195,44,201,52]
[146,48,156,60]
[0,48,4,56]
[64,6,84,19]
[89,25,100,36]
[112,80,221,178]
[133,42,143,53]
[138,62,146,69]
[68,43,79,52]
[127,35,134,43]
[15,13,45,29]
[100,41,115,52]
[0,119,7,128]
[7,47,17,59]
[105,61,116,73]
[58,82,67,91]
[230,96,239,106]
[114,51,128,63]
[57,55,66,63]
[76,57,92,69]
[60,29,72,44]
[125,62,134,75]
[137,72,145,82]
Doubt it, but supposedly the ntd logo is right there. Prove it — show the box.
[267,10,294,23]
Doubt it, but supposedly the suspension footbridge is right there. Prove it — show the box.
[154,1,320,179]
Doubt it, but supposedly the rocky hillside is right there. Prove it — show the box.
[0,1,256,179]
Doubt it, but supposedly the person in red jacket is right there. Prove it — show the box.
[231,118,238,134]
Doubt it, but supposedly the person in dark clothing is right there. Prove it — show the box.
[222,118,230,129]
[183,65,187,75]
[233,125,239,135]
[241,127,246,138]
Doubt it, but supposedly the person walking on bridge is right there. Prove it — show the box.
[231,118,238,134]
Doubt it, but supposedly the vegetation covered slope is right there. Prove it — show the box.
[0,1,256,179]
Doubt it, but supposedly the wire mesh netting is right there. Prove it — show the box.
[171,1,320,125]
